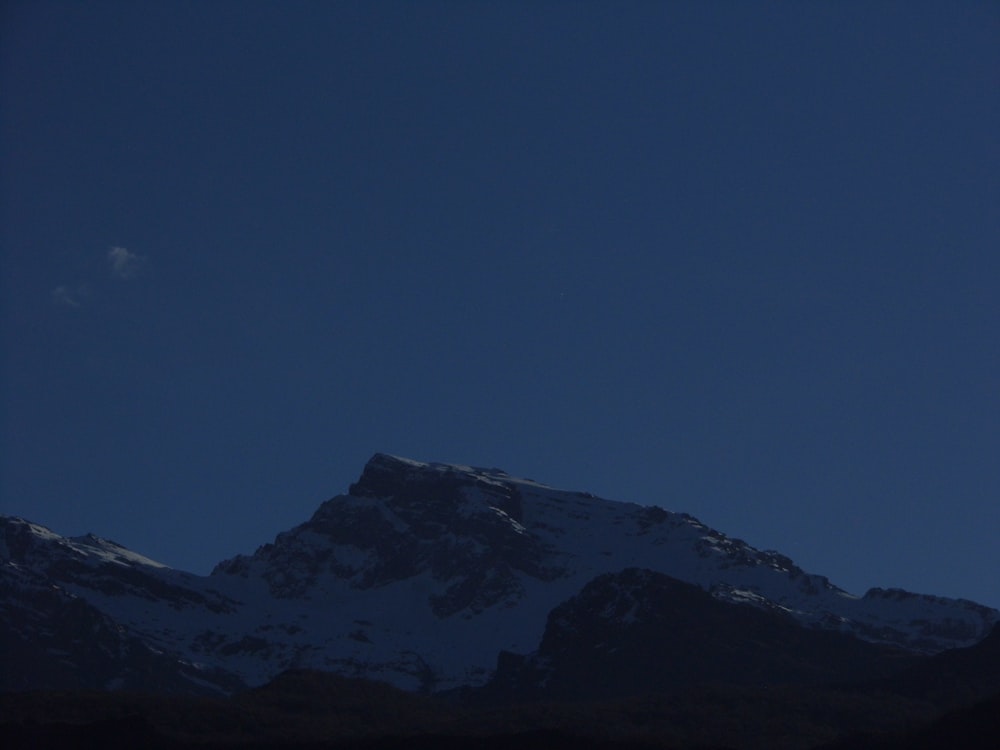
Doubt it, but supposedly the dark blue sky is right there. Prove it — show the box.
[2,1,998,608]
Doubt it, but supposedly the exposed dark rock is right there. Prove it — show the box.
[482,568,917,702]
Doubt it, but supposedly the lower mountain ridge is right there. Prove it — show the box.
[479,568,918,702]
[3,453,997,697]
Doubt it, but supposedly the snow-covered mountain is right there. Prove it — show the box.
[3,453,997,694]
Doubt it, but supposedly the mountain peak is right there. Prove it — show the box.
[348,453,516,499]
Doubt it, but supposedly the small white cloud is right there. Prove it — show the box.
[51,285,79,307]
[108,246,143,279]
[51,283,90,307]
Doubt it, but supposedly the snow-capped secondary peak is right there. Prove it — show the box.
[1,516,169,570]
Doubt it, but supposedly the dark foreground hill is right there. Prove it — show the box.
[2,686,997,750]
[3,626,999,750]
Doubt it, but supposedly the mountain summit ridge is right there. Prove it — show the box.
[3,453,997,694]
